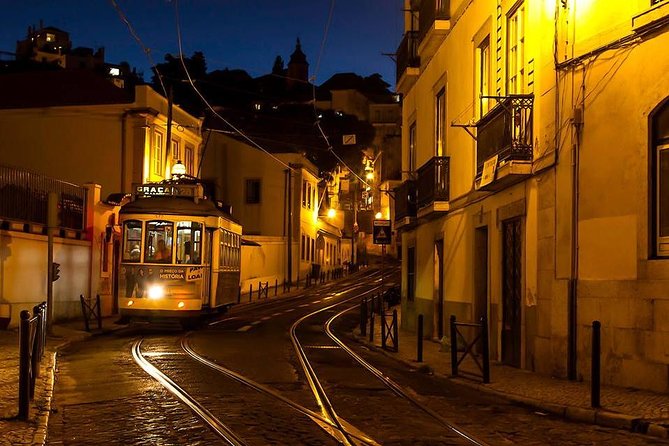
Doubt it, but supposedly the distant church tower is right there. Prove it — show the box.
[287,38,309,88]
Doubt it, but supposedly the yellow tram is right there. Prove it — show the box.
[118,181,241,323]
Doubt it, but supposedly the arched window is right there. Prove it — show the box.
[651,98,669,256]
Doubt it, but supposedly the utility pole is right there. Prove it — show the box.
[46,192,58,334]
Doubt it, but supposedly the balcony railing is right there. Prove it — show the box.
[0,164,86,231]
[475,95,534,176]
[417,0,451,44]
[396,31,420,84]
[394,180,416,221]
[416,156,449,209]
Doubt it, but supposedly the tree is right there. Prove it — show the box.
[271,56,285,75]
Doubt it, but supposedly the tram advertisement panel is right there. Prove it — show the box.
[120,264,204,299]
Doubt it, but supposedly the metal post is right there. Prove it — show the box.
[249,284,252,302]
[18,310,31,421]
[481,315,490,384]
[369,313,374,342]
[592,320,601,408]
[381,311,387,349]
[450,315,458,377]
[417,314,423,362]
[47,192,58,334]
[360,297,367,336]
[275,279,278,296]
[393,309,398,352]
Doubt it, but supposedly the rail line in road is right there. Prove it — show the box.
[131,339,247,446]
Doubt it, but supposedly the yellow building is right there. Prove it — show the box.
[0,70,203,320]
[396,0,669,391]
[202,131,344,287]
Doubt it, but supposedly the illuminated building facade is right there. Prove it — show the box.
[396,0,669,390]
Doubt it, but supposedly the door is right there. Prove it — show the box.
[434,239,444,339]
[112,239,120,314]
[502,218,522,367]
[474,227,488,352]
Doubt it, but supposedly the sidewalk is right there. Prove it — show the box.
[0,317,121,446]
[355,306,669,440]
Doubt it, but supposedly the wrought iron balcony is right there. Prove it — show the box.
[416,156,449,210]
[475,94,534,176]
[416,0,451,45]
[394,180,416,221]
[396,31,420,85]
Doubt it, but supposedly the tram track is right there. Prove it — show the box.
[290,279,490,446]
[131,267,490,445]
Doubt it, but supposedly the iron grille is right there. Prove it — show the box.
[475,94,533,176]
[0,164,86,231]
[416,156,449,209]
[396,31,420,84]
[417,0,451,44]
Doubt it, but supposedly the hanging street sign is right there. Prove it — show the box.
[373,219,391,245]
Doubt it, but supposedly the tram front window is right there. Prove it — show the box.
[145,221,174,263]
[176,221,202,264]
[123,220,142,262]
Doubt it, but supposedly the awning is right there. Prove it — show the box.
[241,238,261,247]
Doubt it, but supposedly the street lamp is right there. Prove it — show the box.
[375,211,383,219]
[171,160,186,177]
[327,208,336,219]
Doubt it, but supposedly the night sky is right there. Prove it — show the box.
[0,0,403,89]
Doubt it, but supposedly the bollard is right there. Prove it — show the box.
[417,314,424,362]
[275,279,278,296]
[369,313,374,342]
[450,315,458,377]
[360,297,367,337]
[18,310,31,421]
[592,320,601,408]
[381,311,387,349]
[481,315,490,384]
[393,309,398,352]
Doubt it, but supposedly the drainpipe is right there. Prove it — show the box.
[286,169,293,283]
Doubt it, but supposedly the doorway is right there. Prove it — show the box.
[434,239,444,339]
[502,218,522,367]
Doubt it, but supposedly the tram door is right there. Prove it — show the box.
[203,228,214,307]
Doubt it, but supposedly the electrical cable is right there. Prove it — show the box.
[173,0,293,171]
[108,0,168,97]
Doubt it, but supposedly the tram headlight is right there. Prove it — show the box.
[147,284,165,300]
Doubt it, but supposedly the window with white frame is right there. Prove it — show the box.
[409,122,416,174]
[507,3,525,95]
[184,144,194,175]
[153,131,164,175]
[435,88,446,156]
[478,36,491,116]
[172,140,180,163]
[653,98,669,256]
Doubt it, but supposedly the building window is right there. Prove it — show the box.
[172,140,180,163]
[245,179,261,204]
[302,181,307,207]
[307,183,312,209]
[407,246,416,301]
[478,36,491,117]
[46,33,55,42]
[409,122,416,174]
[652,98,669,256]
[184,145,194,175]
[153,131,164,175]
[435,88,446,156]
[507,3,525,95]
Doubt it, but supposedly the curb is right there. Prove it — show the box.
[353,334,669,440]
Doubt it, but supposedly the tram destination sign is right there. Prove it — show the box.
[134,183,203,199]
[373,219,392,245]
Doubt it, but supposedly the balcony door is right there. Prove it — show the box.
[435,88,446,157]
[502,217,522,367]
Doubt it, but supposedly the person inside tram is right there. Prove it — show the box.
[129,244,140,260]
[154,239,171,262]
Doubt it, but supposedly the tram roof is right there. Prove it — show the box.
[120,196,236,221]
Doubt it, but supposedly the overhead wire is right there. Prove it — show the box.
[173,0,293,172]
[309,0,370,187]
[108,0,167,97]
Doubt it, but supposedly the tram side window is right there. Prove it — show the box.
[123,220,143,262]
[176,221,202,264]
[145,221,174,263]
[219,230,240,271]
